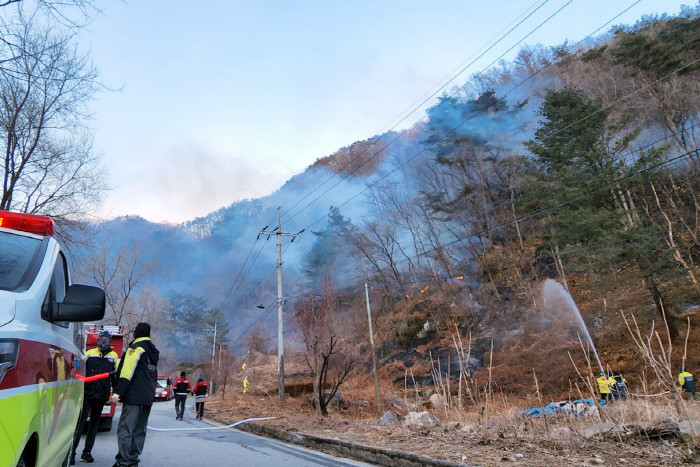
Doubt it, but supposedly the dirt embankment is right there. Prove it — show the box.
[206,391,700,466]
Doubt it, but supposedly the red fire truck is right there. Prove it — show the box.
[83,324,125,431]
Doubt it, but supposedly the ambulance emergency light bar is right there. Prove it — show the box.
[0,210,55,236]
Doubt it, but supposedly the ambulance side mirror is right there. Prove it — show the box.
[49,284,106,323]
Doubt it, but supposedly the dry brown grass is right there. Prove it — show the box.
[203,343,700,466]
[206,386,700,466]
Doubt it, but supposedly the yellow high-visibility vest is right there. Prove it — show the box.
[679,371,694,385]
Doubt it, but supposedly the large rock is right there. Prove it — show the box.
[583,423,614,439]
[678,420,700,442]
[460,424,480,435]
[379,410,399,426]
[550,427,574,440]
[404,411,440,429]
[428,393,446,408]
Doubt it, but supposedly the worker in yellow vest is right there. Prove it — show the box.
[243,375,249,394]
[597,372,611,402]
[679,366,700,401]
[607,372,620,401]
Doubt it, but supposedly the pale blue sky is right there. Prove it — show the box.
[82,0,693,223]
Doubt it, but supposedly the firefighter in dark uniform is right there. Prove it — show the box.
[112,323,160,467]
[173,371,191,420]
[71,330,119,465]
[679,366,700,401]
[612,371,628,400]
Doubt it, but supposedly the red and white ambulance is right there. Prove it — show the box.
[0,211,106,467]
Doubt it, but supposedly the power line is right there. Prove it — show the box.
[226,1,684,336]
[229,131,697,344]
[285,0,646,233]
[373,0,548,136]
[215,237,261,311]
[400,149,697,265]
[263,0,564,229]
[281,0,582,229]
[283,145,697,302]
[218,235,270,312]
[225,0,638,320]
[280,146,695,303]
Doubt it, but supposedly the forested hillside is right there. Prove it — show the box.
[81,9,700,396]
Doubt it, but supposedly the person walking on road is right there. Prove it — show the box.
[194,375,209,420]
[173,371,191,420]
[112,323,160,467]
[679,366,700,401]
[71,330,119,465]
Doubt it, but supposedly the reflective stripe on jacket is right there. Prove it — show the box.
[194,381,208,400]
[173,377,191,395]
[84,347,118,400]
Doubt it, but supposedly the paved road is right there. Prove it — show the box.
[81,398,372,466]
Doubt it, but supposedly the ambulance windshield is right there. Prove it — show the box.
[0,231,43,291]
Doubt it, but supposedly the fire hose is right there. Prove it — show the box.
[628,391,671,397]
[147,417,276,432]
[75,372,113,383]
[75,373,276,431]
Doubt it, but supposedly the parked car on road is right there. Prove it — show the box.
[155,376,173,401]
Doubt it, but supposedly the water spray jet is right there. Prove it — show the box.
[542,279,604,374]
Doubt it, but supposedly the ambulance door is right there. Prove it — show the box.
[40,251,83,466]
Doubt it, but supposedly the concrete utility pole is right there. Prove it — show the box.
[211,320,217,366]
[259,208,303,401]
[365,283,381,413]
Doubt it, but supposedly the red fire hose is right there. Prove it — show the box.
[76,372,111,383]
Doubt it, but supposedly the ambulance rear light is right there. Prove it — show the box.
[0,339,18,384]
[0,211,54,236]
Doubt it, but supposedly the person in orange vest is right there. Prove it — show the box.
[679,366,700,401]
[193,375,209,419]
[597,372,611,402]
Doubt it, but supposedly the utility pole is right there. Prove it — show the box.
[365,283,381,413]
[259,208,303,400]
[211,320,217,367]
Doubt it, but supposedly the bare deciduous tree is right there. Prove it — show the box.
[243,325,270,354]
[0,0,99,27]
[214,349,236,399]
[0,13,106,226]
[84,246,153,327]
[294,279,357,416]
